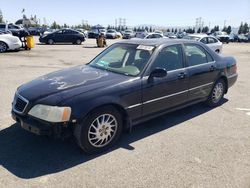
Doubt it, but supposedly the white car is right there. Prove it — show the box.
[0,31,22,53]
[144,33,168,39]
[183,34,222,53]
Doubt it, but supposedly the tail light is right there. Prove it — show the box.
[232,64,237,74]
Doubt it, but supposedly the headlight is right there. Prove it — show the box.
[28,104,71,123]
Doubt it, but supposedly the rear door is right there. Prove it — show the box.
[184,43,219,101]
[142,44,189,116]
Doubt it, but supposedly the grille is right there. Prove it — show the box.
[13,94,29,114]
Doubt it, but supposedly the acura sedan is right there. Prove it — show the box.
[12,39,237,154]
[39,29,85,45]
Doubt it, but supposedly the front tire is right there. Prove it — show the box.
[74,106,123,154]
[47,39,54,45]
[0,41,8,53]
[206,79,226,107]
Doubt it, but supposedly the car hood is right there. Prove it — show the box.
[18,65,129,103]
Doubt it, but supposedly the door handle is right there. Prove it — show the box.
[210,65,215,71]
[178,72,186,79]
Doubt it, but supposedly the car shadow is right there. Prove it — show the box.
[0,100,228,179]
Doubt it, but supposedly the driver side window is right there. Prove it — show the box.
[151,45,184,71]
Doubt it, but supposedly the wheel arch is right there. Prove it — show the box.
[76,102,131,132]
[0,40,9,49]
[219,75,228,94]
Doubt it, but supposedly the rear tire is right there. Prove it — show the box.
[206,79,226,107]
[0,41,8,53]
[74,106,123,154]
[75,39,82,45]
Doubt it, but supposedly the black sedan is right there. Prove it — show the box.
[12,39,238,154]
[39,29,85,45]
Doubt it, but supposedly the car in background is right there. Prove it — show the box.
[0,31,22,52]
[164,32,177,39]
[106,29,118,39]
[76,29,88,38]
[229,33,239,42]
[123,30,135,39]
[135,30,148,39]
[28,27,42,36]
[154,30,163,35]
[0,23,27,37]
[39,29,85,45]
[237,34,248,42]
[11,39,238,154]
[183,34,222,53]
[43,29,57,35]
[144,33,167,39]
[213,31,230,43]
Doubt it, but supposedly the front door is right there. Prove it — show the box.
[142,44,189,116]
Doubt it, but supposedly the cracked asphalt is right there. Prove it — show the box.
[0,38,250,188]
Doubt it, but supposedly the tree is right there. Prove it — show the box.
[214,25,219,31]
[149,26,152,32]
[238,22,243,34]
[51,21,60,29]
[167,28,170,32]
[243,22,249,34]
[145,26,149,32]
[226,26,232,34]
[174,28,177,33]
[197,28,201,33]
[202,26,209,33]
[0,9,3,23]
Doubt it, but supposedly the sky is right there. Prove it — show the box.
[0,0,250,28]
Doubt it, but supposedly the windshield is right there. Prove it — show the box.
[183,35,201,41]
[125,30,132,33]
[89,43,155,76]
[107,30,115,33]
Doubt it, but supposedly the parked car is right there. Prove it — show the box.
[164,32,177,39]
[39,29,85,45]
[0,23,28,38]
[123,30,135,39]
[43,29,57,35]
[0,31,22,52]
[144,33,167,39]
[213,31,230,43]
[237,34,248,42]
[135,30,148,38]
[106,29,118,39]
[229,33,239,42]
[154,30,163,35]
[183,34,222,53]
[11,39,237,154]
[76,29,88,38]
[28,27,42,36]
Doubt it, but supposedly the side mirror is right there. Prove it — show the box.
[149,68,167,79]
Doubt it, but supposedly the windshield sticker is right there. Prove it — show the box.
[96,60,109,67]
[137,45,154,51]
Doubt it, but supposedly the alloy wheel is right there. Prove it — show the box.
[87,114,118,148]
[0,42,7,53]
[212,82,224,103]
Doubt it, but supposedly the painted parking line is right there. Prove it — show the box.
[236,108,250,116]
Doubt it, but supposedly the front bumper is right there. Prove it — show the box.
[11,111,72,138]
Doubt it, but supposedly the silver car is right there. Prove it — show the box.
[183,34,222,53]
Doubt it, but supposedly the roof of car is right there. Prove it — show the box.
[117,38,196,47]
